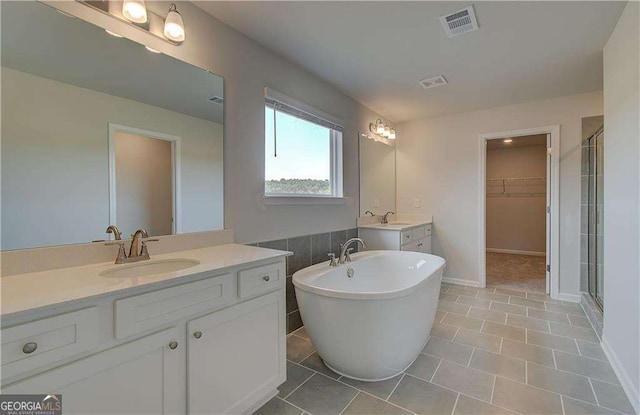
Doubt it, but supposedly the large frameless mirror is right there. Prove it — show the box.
[1,1,224,250]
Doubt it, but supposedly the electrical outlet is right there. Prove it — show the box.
[414,198,421,208]
[374,198,380,208]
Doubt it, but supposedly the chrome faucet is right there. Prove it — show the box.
[339,238,366,264]
[364,210,375,217]
[381,211,395,224]
[105,227,158,264]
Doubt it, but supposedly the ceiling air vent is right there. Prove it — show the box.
[419,75,448,90]
[208,95,224,105]
[440,5,479,38]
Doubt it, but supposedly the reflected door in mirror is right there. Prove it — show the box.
[113,130,175,238]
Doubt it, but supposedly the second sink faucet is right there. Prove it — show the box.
[381,211,395,224]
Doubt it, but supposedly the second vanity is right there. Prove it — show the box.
[358,221,432,253]
[0,244,290,415]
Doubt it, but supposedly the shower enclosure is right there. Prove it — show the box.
[587,128,604,309]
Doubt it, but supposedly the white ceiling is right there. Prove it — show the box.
[2,1,224,124]
[195,1,626,122]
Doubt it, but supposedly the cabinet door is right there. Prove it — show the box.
[187,290,285,415]
[2,327,183,415]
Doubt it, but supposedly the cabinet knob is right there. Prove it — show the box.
[168,341,178,350]
[263,275,270,282]
[22,342,38,354]
[193,331,203,339]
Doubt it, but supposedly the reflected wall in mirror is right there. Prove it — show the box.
[359,134,396,216]
[1,1,224,250]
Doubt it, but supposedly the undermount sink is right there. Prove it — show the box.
[386,222,412,225]
[99,259,201,279]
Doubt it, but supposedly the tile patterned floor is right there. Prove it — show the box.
[486,253,546,293]
[254,283,635,415]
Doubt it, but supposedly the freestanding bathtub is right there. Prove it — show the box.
[292,250,445,381]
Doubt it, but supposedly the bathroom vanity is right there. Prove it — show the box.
[359,222,432,253]
[0,244,290,415]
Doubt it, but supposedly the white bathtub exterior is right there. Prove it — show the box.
[292,251,445,381]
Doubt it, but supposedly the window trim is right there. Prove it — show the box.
[264,88,344,201]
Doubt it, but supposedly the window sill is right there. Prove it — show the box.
[262,195,351,206]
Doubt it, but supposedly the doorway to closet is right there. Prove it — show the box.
[479,125,560,298]
[484,134,548,293]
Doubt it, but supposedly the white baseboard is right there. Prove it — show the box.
[486,248,546,257]
[442,277,481,288]
[556,292,581,303]
[601,335,640,415]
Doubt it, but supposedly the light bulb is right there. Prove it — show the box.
[122,0,147,23]
[376,120,385,135]
[503,139,513,143]
[383,125,391,137]
[389,129,396,139]
[164,4,185,43]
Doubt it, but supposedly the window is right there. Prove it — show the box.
[265,89,343,198]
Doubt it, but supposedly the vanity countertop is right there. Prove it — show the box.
[1,244,291,318]
[358,220,432,231]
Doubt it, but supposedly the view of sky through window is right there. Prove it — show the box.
[265,107,332,195]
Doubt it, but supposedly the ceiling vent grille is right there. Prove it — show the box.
[208,95,224,104]
[440,5,479,38]
[419,75,448,90]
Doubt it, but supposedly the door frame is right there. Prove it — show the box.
[108,123,182,235]
[478,125,560,299]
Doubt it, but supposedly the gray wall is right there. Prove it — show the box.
[602,1,640,410]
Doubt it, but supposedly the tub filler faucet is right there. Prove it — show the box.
[339,238,366,264]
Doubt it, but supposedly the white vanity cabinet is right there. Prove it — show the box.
[359,223,432,253]
[188,290,285,414]
[1,255,287,415]
[3,327,183,414]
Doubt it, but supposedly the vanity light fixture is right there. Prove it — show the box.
[80,1,187,46]
[122,0,147,24]
[164,3,185,43]
[369,119,397,140]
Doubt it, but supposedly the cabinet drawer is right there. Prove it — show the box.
[115,274,234,339]
[1,307,99,381]
[238,262,282,298]
[401,238,430,253]
[401,230,412,245]
[412,226,426,241]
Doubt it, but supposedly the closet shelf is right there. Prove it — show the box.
[487,177,546,197]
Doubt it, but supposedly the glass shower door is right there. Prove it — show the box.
[588,129,604,309]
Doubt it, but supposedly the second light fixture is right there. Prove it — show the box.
[371,119,396,140]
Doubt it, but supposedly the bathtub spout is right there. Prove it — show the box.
[339,238,366,264]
